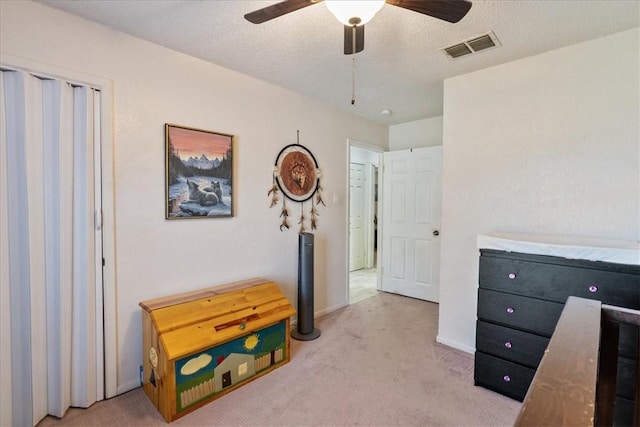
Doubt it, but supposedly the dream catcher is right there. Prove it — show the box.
[268,132,325,232]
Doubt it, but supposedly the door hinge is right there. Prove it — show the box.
[102,258,106,267]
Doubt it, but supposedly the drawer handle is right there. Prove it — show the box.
[503,375,511,383]
[506,307,515,314]
[504,341,512,349]
[508,273,516,280]
[588,285,598,293]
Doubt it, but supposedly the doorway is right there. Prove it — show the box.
[348,142,381,304]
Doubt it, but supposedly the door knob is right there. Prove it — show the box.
[433,230,439,236]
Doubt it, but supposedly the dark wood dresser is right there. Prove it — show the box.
[474,247,639,425]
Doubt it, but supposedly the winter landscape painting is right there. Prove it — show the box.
[165,124,233,219]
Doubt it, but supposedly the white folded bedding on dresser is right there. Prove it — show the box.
[477,232,640,266]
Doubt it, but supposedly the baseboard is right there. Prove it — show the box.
[315,302,348,318]
[436,335,475,354]
[290,302,349,326]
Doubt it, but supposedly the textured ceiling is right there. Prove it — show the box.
[40,0,639,125]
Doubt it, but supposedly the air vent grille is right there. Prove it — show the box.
[467,35,496,52]
[441,31,500,60]
[443,43,472,59]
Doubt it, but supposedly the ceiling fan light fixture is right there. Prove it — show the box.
[325,0,385,26]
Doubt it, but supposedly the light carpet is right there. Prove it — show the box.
[39,292,520,426]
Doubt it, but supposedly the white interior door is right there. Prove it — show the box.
[349,162,365,271]
[381,147,442,302]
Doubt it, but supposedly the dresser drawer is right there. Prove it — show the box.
[479,254,639,307]
[617,356,636,400]
[476,321,549,368]
[474,352,534,401]
[615,397,634,427]
[478,289,564,337]
[620,323,638,359]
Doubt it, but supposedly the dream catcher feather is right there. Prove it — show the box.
[269,132,325,232]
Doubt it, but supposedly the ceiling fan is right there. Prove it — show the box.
[244,0,472,55]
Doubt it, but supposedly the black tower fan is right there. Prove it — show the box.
[291,232,321,340]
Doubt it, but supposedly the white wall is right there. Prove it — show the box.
[350,145,380,165]
[437,28,640,352]
[389,116,443,150]
[1,0,388,394]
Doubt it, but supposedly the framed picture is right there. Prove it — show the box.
[165,124,233,219]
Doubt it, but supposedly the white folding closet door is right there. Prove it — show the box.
[0,63,16,427]
[70,84,99,409]
[2,68,36,427]
[0,68,103,426]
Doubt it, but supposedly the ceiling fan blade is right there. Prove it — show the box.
[244,0,323,24]
[344,25,365,55]
[386,0,472,23]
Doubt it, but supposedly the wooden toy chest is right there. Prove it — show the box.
[139,278,296,422]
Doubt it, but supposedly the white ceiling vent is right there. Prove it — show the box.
[441,31,501,60]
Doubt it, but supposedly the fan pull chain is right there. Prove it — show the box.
[351,24,357,105]
[351,56,356,105]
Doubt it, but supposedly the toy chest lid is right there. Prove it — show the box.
[139,278,295,361]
